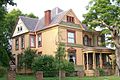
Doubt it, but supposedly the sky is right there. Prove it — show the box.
[7,0,90,21]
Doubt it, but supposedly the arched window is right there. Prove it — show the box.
[98,36,102,46]
[83,35,89,46]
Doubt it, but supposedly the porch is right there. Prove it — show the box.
[83,47,114,76]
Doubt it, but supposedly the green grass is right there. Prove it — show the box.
[1,75,120,80]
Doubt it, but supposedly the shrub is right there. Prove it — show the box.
[0,66,6,77]
[62,60,75,73]
[32,55,57,77]
[19,48,37,69]
[97,68,105,76]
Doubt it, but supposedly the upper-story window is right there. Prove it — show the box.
[83,35,89,46]
[67,30,75,44]
[98,36,102,46]
[18,26,22,32]
[15,38,19,50]
[21,36,24,49]
[38,34,42,47]
[20,26,22,31]
[67,16,74,23]
[30,35,36,48]
[18,27,19,32]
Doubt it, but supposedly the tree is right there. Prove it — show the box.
[3,9,38,67]
[83,0,120,76]
[0,0,16,68]
[24,13,38,18]
[55,43,66,80]
[5,9,22,37]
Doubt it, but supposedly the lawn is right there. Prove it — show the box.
[1,75,120,80]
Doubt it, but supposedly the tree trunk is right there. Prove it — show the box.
[115,47,120,76]
[59,70,62,80]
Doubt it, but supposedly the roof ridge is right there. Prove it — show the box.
[19,16,38,20]
[34,19,41,31]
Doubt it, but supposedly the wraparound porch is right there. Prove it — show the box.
[83,47,115,76]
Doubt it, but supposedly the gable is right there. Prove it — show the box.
[12,18,29,37]
[59,9,84,30]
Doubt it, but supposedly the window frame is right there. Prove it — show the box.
[66,16,74,23]
[21,35,25,49]
[15,37,19,50]
[68,53,76,64]
[83,35,89,46]
[97,36,102,46]
[67,30,76,44]
[30,34,36,48]
[37,33,42,47]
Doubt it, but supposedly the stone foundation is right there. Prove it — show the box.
[77,71,84,77]
[36,71,43,80]
[7,71,16,80]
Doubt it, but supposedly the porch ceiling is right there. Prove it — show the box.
[82,46,115,54]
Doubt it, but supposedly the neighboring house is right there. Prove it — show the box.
[12,7,114,76]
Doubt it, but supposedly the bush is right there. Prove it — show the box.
[97,68,105,76]
[62,61,75,73]
[32,55,57,77]
[0,66,6,77]
[19,48,37,69]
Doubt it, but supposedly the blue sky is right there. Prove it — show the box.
[8,0,90,21]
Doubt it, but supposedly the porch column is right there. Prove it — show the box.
[86,53,89,70]
[93,52,96,69]
[83,53,85,70]
[15,54,18,72]
[100,53,103,68]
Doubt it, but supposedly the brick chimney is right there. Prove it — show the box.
[44,10,51,26]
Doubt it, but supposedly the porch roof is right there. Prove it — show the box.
[82,46,115,54]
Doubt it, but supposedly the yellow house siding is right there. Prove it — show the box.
[59,26,83,45]
[58,26,83,65]
[76,48,83,65]
[37,26,59,56]
[12,33,30,55]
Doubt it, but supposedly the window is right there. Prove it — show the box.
[21,36,24,49]
[83,35,89,46]
[67,30,75,43]
[30,35,36,48]
[18,27,19,31]
[38,52,42,56]
[38,34,42,47]
[15,38,19,50]
[68,53,76,64]
[98,36,102,46]
[20,27,22,31]
[67,16,74,23]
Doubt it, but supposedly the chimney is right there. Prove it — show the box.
[44,10,51,26]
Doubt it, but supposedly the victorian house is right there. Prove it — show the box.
[12,7,114,76]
